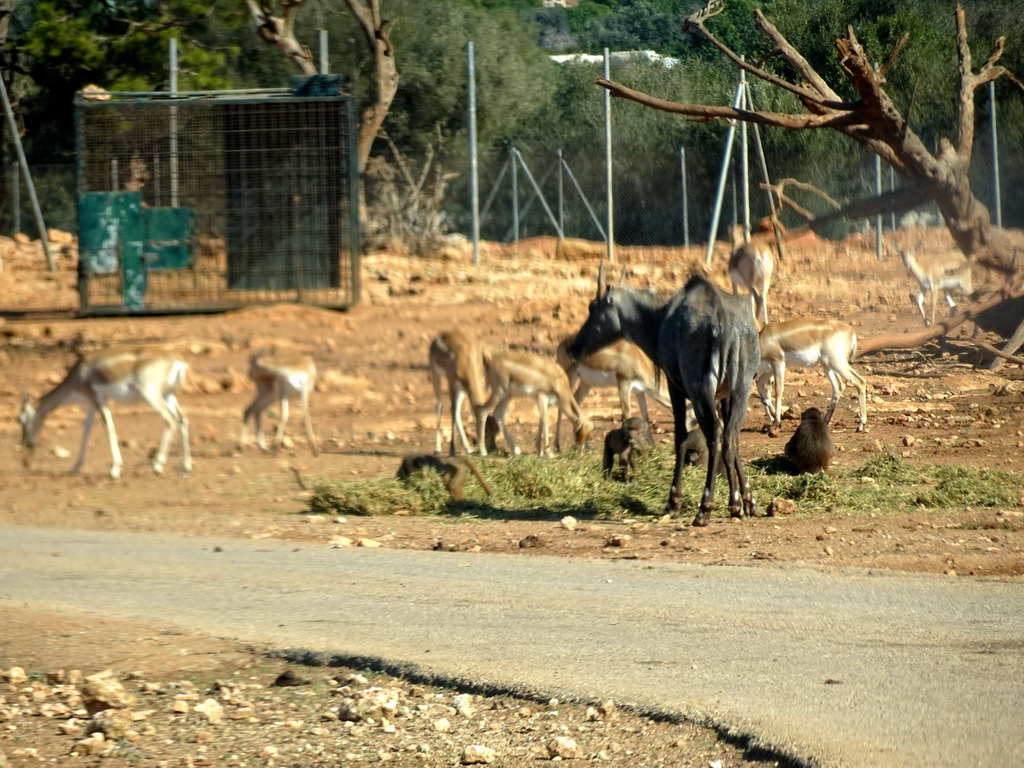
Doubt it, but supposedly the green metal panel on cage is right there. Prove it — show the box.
[78,191,146,308]
[78,192,196,309]
[143,207,195,270]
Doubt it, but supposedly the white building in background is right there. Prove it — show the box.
[543,0,581,7]
[549,49,680,68]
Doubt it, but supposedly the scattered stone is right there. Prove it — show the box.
[79,670,136,714]
[453,693,476,718]
[461,744,497,764]
[767,498,797,516]
[560,516,578,531]
[194,698,225,724]
[547,735,579,759]
[519,534,544,548]
[87,708,134,738]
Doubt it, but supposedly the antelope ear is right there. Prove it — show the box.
[597,259,606,298]
[617,265,627,286]
[20,390,30,406]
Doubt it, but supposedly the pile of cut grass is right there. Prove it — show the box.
[307,448,1021,521]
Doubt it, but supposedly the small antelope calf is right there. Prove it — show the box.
[554,334,671,448]
[428,330,491,456]
[239,350,319,456]
[18,344,191,479]
[756,317,867,434]
[483,350,593,457]
[891,239,973,326]
[728,224,774,326]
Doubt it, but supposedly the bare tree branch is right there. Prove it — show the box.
[857,287,1024,357]
[243,0,315,75]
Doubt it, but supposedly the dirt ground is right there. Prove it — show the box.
[1,228,1023,766]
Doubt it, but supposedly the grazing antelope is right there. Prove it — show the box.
[18,344,191,479]
[728,224,774,326]
[569,266,760,526]
[239,350,319,456]
[554,334,672,448]
[756,317,867,435]
[483,350,593,457]
[428,330,490,456]
[891,239,973,327]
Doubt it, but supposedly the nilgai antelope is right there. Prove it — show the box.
[18,344,191,479]
[428,330,490,456]
[755,317,867,435]
[554,334,672,448]
[891,239,973,327]
[728,224,774,326]
[239,350,319,455]
[569,267,760,526]
[483,350,593,457]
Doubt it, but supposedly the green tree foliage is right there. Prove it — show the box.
[11,0,237,162]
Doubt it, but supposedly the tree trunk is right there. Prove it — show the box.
[595,1,1024,356]
[344,0,399,176]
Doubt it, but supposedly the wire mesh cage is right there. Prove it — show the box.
[74,79,360,315]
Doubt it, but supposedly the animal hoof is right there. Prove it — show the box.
[767,425,781,438]
[691,511,711,527]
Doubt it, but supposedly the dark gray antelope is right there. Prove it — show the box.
[568,267,761,526]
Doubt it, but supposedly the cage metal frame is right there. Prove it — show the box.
[74,84,361,316]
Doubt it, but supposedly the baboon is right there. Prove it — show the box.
[681,428,709,468]
[603,416,647,481]
[396,454,493,501]
[785,407,835,474]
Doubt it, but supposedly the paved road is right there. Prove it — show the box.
[1,527,1021,767]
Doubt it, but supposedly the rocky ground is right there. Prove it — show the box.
[2,227,1023,767]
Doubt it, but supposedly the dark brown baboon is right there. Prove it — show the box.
[396,454,493,500]
[785,407,836,474]
[603,417,647,482]
[681,428,709,468]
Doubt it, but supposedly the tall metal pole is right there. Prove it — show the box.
[989,80,1002,228]
[679,147,689,249]
[874,154,883,260]
[169,38,179,207]
[467,42,480,264]
[739,64,750,238]
[0,76,53,269]
[704,81,744,265]
[603,48,615,263]
[319,29,329,73]
[557,148,564,237]
[889,166,896,232]
[511,144,519,244]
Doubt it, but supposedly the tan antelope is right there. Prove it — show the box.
[554,334,672,448]
[483,350,593,457]
[756,317,867,435]
[239,350,319,456]
[428,330,491,456]
[18,344,191,479]
[728,224,774,325]
[891,239,973,326]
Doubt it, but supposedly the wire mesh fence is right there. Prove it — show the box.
[72,81,360,315]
